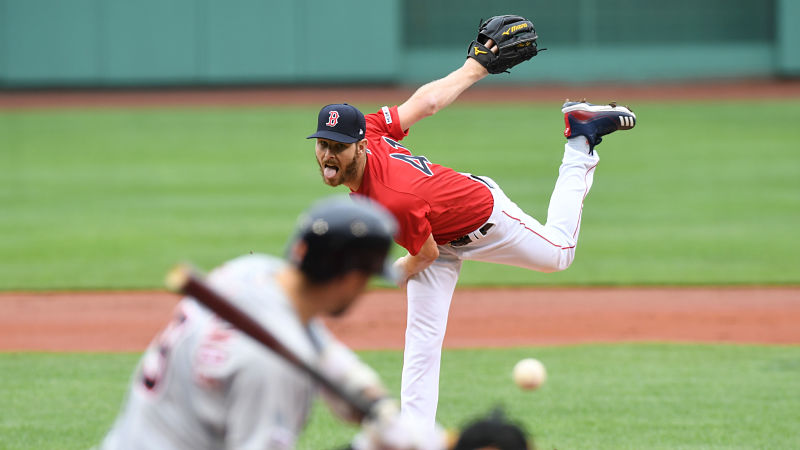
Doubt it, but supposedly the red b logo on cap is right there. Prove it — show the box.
[326,111,339,127]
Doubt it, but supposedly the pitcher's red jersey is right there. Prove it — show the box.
[351,106,493,255]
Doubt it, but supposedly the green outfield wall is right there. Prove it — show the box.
[0,0,797,88]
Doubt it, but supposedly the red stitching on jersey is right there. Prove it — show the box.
[572,162,599,239]
[501,211,576,250]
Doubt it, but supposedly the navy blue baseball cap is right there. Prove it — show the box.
[307,103,366,144]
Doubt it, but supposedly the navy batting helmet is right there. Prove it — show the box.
[290,195,397,284]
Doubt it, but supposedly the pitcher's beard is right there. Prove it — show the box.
[320,153,358,187]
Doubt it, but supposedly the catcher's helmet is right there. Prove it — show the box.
[290,195,397,284]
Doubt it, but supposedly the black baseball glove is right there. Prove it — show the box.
[467,15,543,74]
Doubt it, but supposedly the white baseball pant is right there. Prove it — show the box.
[400,138,599,428]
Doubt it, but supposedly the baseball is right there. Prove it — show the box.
[512,358,546,390]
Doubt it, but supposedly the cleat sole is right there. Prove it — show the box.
[561,102,636,120]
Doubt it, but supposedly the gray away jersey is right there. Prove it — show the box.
[101,254,340,449]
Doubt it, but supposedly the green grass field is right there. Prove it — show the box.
[2,100,799,289]
[2,100,799,448]
[2,345,799,449]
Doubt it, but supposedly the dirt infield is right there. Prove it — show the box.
[2,287,798,352]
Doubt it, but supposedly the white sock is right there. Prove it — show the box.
[567,136,593,156]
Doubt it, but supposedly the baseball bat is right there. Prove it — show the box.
[164,263,377,420]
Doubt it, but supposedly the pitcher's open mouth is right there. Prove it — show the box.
[323,164,339,179]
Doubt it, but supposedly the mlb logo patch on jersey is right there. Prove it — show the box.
[382,106,392,125]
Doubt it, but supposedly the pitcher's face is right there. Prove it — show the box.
[315,138,359,187]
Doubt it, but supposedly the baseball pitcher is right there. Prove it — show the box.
[306,15,636,429]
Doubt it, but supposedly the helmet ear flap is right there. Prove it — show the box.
[288,240,308,266]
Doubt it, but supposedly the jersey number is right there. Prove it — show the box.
[384,137,433,176]
[390,154,433,176]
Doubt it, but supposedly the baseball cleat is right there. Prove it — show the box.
[562,100,636,153]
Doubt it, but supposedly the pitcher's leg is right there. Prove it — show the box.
[544,138,600,246]
[462,142,598,272]
[400,254,461,430]
[466,101,636,272]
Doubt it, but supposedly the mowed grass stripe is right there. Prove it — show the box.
[2,101,799,289]
[1,344,798,449]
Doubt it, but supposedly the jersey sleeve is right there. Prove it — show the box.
[316,333,383,423]
[365,105,409,142]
